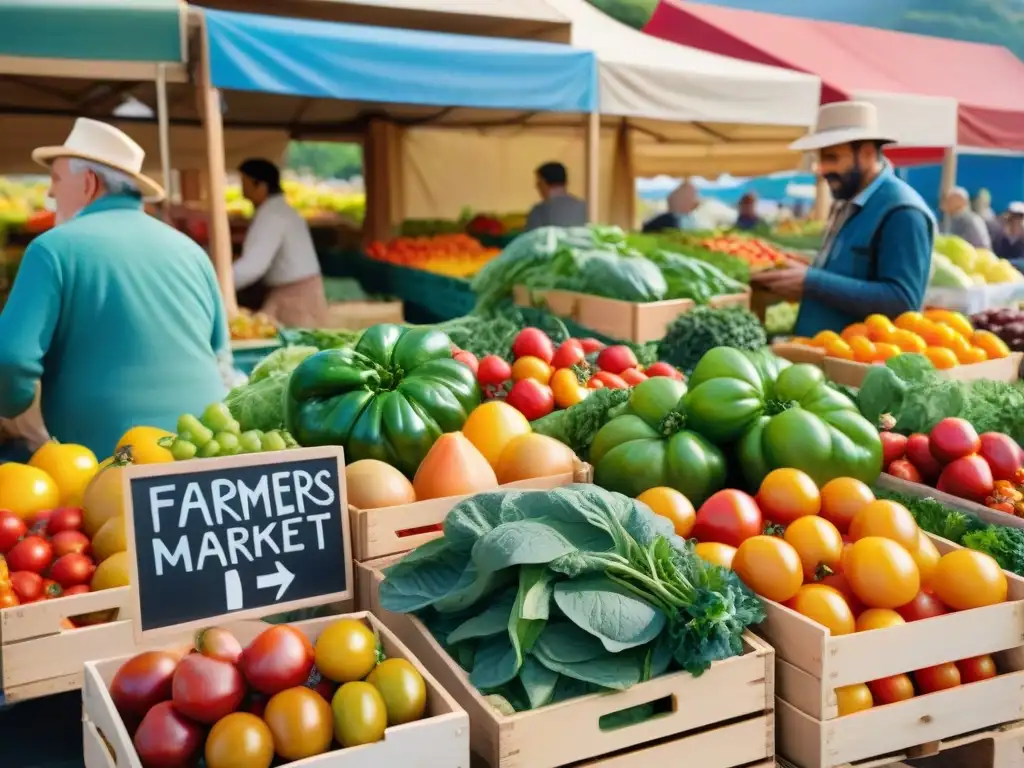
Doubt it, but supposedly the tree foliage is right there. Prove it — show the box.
[285,142,363,179]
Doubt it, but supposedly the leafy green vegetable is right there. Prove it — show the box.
[529,387,631,458]
[380,484,763,712]
[249,345,318,383]
[224,375,289,433]
[279,327,362,350]
[658,306,767,375]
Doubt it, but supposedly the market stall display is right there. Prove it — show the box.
[365,234,500,278]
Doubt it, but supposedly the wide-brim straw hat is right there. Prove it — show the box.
[32,118,165,201]
[791,101,897,152]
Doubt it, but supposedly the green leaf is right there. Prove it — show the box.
[535,621,606,664]
[470,633,520,690]
[447,588,517,645]
[519,656,560,709]
[532,642,645,691]
[508,565,555,667]
[553,574,666,653]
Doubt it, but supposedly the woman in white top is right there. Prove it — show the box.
[233,158,326,328]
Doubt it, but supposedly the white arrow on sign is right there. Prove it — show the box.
[257,561,295,601]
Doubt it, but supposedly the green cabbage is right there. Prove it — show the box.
[249,345,318,382]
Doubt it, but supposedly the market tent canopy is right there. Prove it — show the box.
[645,0,1024,154]
[202,8,597,114]
[0,0,186,63]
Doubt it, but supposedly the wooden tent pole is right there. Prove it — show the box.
[585,110,600,223]
[155,63,172,221]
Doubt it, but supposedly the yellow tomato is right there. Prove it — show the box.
[971,330,1010,360]
[958,346,989,365]
[461,401,531,469]
[550,369,588,409]
[0,463,60,520]
[840,323,869,341]
[890,329,927,354]
[694,542,737,569]
[824,338,854,360]
[912,531,941,587]
[855,608,905,632]
[924,309,973,337]
[511,356,553,385]
[894,311,927,333]
[921,323,957,349]
[873,342,901,362]
[836,684,873,716]
[28,441,99,507]
[637,487,695,538]
[116,426,174,464]
[847,336,876,364]
[811,330,841,348]
[865,314,897,342]
[923,347,959,370]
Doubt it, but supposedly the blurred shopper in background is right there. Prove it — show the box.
[525,161,588,231]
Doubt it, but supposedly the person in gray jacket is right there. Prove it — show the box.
[525,162,588,231]
[941,187,992,249]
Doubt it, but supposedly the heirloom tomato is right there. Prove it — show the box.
[692,490,762,548]
[733,536,803,603]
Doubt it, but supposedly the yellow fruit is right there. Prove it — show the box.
[0,463,60,520]
[116,426,174,465]
[92,516,127,562]
[82,449,133,537]
[461,401,531,469]
[29,441,99,506]
[91,551,131,590]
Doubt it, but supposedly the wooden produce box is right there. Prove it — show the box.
[824,352,1023,389]
[759,533,1024,768]
[771,343,827,368]
[324,300,404,330]
[350,460,592,562]
[876,473,1024,531]
[82,611,469,768]
[358,556,775,768]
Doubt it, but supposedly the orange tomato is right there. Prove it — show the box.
[890,329,927,353]
[865,314,897,342]
[895,311,927,333]
[924,309,973,337]
[914,662,961,694]
[957,655,997,683]
[788,584,855,636]
[461,402,531,469]
[957,346,988,365]
[923,346,959,370]
[849,500,919,552]
[873,342,901,362]
[840,323,869,341]
[732,536,804,603]
[869,674,915,704]
[819,478,875,534]
[848,336,877,363]
[784,516,844,580]
[694,542,737,569]
[511,356,553,385]
[836,684,873,715]
[855,608,905,632]
[550,368,588,409]
[756,468,821,525]
[844,537,920,609]
[921,323,957,348]
[811,330,841,348]
[912,531,941,586]
[971,330,1010,360]
[824,338,855,361]
[637,487,695,538]
[930,549,1008,610]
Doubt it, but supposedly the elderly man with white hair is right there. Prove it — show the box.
[941,186,992,249]
[0,118,228,458]
[642,181,702,233]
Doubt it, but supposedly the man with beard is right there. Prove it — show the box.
[753,102,934,337]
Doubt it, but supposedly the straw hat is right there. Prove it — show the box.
[32,118,165,201]
[790,101,896,152]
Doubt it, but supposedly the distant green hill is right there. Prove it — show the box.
[589,0,1024,61]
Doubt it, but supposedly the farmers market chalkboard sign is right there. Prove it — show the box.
[121,446,351,640]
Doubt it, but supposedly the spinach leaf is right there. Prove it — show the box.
[532,642,645,690]
[536,621,606,664]
[553,574,666,652]
[378,541,467,612]
[447,587,517,645]
[519,655,560,709]
[470,633,520,690]
[509,565,555,666]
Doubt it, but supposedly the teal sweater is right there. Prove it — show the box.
[0,195,228,457]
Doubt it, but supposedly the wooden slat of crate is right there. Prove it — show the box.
[875,474,1024,531]
[350,461,592,562]
[358,555,774,768]
[771,343,826,367]
[82,612,469,768]
[824,352,1023,389]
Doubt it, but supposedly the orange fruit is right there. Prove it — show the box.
[856,608,906,632]
[958,346,988,365]
[873,342,901,362]
[637,487,696,538]
[841,323,869,342]
[819,477,875,534]
[824,338,854,360]
[971,330,1010,360]
[812,330,841,348]
[890,329,927,354]
[921,323,957,348]
[865,315,897,342]
[845,336,875,363]
[924,347,958,370]
[924,309,973,337]
[894,311,927,333]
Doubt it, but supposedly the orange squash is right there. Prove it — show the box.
[413,433,498,501]
[496,434,576,484]
[346,460,417,509]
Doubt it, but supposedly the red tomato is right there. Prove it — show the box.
[172,653,246,724]
[46,507,83,536]
[590,371,629,389]
[914,662,961,693]
[511,328,554,363]
[596,346,638,375]
[476,355,512,396]
[240,625,315,696]
[133,701,204,768]
[579,338,604,354]
[880,432,907,465]
[9,571,42,602]
[110,651,180,728]
[929,418,980,464]
[644,362,684,380]
[887,459,922,483]
[50,553,96,588]
[504,379,555,420]
[63,584,90,596]
[868,674,915,704]
[452,350,479,375]
[906,433,942,482]
[7,535,52,573]
[979,433,1024,481]
[957,655,997,683]
[0,511,27,554]
[937,455,994,502]
[51,530,92,557]
[757,468,821,525]
[618,368,648,386]
[196,627,243,664]
[41,578,63,599]
[692,490,763,548]
[550,339,585,370]
[587,378,605,390]
[896,590,949,622]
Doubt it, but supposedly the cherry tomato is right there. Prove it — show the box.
[476,355,512,396]
[757,468,821,525]
[51,530,91,558]
[836,683,873,715]
[914,662,961,694]
[869,674,915,704]
[957,655,997,683]
[590,371,629,389]
[619,368,649,386]
[929,417,980,464]
[693,542,736,569]
[550,369,588,409]
[50,553,95,588]
[41,578,62,599]
[596,346,638,375]
[692,490,763,548]
[240,625,315,696]
[504,379,555,421]
[6,535,52,574]
[819,478,875,534]
[511,355,553,385]
[788,584,855,635]
[896,590,949,622]
[46,507,83,536]
[855,608,905,632]
[930,549,1008,610]
[845,537,920,609]
[733,535,803,603]
[784,516,843,580]
[264,686,334,760]
[644,362,683,380]
[452,350,478,375]
[887,459,922,483]
[912,532,941,587]
[880,432,908,465]
[0,511,28,554]
[637,487,695,538]
[0,589,18,609]
[511,328,554,364]
[9,571,42,602]
[205,712,274,768]
[550,339,585,370]
[579,338,604,354]
[849,500,920,552]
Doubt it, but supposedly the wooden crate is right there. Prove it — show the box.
[324,300,404,330]
[771,343,826,367]
[358,556,774,768]
[759,534,1024,768]
[350,461,592,562]
[82,611,469,768]
[876,474,1024,531]
[824,352,1023,389]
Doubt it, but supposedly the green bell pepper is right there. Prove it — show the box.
[591,377,726,504]
[285,324,480,476]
